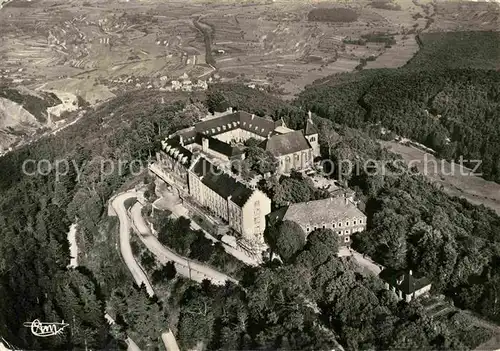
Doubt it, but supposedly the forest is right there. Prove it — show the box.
[0,90,202,349]
[175,227,486,350]
[1,30,500,350]
[296,31,500,183]
[318,123,500,326]
[204,81,500,345]
[296,68,500,183]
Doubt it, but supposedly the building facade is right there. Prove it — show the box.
[149,109,321,243]
[151,137,193,191]
[379,269,432,302]
[188,157,271,243]
[173,109,320,174]
[269,196,367,245]
[260,131,314,174]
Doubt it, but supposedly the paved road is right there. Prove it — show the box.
[161,330,180,351]
[111,193,181,351]
[67,223,78,268]
[104,313,141,351]
[153,188,261,266]
[131,201,237,285]
[111,192,155,297]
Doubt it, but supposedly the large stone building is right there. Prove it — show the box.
[173,109,321,173]
[150,109,323,243]
[269,196,367,245]
[151,151,272,243]
[153,136,194,191]
[188,157,271,242]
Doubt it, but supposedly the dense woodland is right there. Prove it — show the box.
[296,30,500,183]
[0,90,200,349]
[408,31,500,71]
[204,78,500,344]
[320,123,500,326]
[296,68,500,183]
[175,229,483,350]
[0,31,500,350]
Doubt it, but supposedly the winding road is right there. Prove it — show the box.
[111,192,155,297]
[111,192,181,351]
[130,201,237,285]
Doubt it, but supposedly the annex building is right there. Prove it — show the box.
[379,269,432,302]
[269,196,367,245]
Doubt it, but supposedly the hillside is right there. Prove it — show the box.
[2,1,500,349]
[0,89,195,349]
[2,84,500,350]
[407,31,500,70]
[0,87,61,123]
[296,33,500,184]
[0,87,63,151]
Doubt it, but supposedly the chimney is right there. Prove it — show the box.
[202,137,209,152]
[396,276,404,285]
[308,110,312,121]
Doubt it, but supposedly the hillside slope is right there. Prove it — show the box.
[0,87,61,151]
[296,52,500,183]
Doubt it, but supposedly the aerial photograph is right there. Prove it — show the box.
[0,0,499,349]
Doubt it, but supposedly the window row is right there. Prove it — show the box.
[305,219,365,232]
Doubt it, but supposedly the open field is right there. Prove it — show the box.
[1,0,498,150]
[380,141,500,215]
[2,0,497,101]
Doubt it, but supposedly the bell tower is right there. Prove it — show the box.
[304,111,320,158]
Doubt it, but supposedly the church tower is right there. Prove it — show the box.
[304,111,320,158]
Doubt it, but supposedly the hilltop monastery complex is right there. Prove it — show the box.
[150,109,366,245]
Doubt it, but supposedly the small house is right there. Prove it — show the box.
[379,269,431,302]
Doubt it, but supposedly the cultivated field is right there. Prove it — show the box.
[2,0,498,103]
[0,0,498,153]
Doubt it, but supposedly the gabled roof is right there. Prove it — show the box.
[189,111,277,139]
[238,111,276,138]
[278,197,366,225]
[379,269,432,295]
[190,157,254,207]
[304,119,319,136]
[194,112,240,136]
[194,133,244,158]
[260,131,312,156]
[162,136,194,166]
